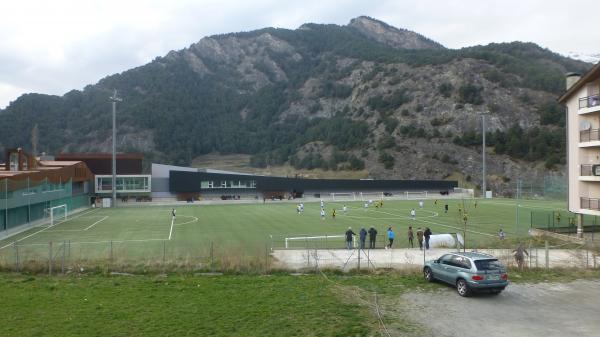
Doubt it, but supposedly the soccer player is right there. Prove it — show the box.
[320,199,324,209]
[474,201,478,208]
[171,208,176,220]
[364,202,369,211]
[410,208,416,220]
[342,205,347,214]
[300,203,304,213]
[332,209,336,219]
[320,208,326,220]
[419,200,424,209]
[444,203,448,213]
[297,204,301,215]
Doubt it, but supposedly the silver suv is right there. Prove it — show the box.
[423,252,508,296]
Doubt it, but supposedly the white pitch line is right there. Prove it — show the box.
[84,216,108,231]
[0,208,101,250]
[168,217,175,240]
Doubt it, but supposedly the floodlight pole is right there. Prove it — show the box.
[109,90,122,208]
[479,112,490,198]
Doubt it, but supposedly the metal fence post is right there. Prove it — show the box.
[49,241,53,276]
[14,242,19,272]
[586,249,589,269]
[545,241,549,270]
[62,241,66,274]
[210,241,215,272]
[162,240,166,267]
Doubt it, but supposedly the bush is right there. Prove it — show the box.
[458,84,484,105]
[438,82,453,98]
[378,151,395,169]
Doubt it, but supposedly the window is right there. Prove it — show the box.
[451,256,472,269]
[474,259,503,271]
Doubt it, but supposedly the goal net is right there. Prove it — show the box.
[359,192,384,201]
[284,235,357,249]
[329,192,356,201]
[43,204,67,227]
[405,191,428,199]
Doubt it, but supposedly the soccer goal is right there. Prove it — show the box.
[405,191,428,199]
[359,192,384,201]
[329,192,356,201]
[43,204,68,227]
[284,235,357,249]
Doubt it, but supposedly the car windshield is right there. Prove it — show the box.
[474,259,503,270]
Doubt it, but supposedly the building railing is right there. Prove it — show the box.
[580,164,598,176]
[579,94,600,109]
[580,129,600,142]
[581,197,600,211]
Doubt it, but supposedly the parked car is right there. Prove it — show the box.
[423,252,508,296]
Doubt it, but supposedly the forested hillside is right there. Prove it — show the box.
[0,16,591,192]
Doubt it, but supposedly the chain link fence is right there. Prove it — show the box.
[0,239,273,274]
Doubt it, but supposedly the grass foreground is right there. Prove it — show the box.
[2,268,600,337]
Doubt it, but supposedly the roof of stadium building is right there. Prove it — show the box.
[55,153,143,160]
[1,148,93,184]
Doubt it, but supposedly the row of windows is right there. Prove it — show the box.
[200,180,256,189]
[97,177,150,192]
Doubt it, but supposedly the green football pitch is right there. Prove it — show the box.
[0,198,566,265]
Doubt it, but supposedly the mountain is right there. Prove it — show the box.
[0,16,593,194]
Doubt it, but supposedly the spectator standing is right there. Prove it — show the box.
[416,227,424,250]
[512,243,529,270]
[368,227,378,249]
[386,227,395,249]
[359,228,367,249]
[424,227,432,250]
[345,227,356,250]
[407,226,414,248]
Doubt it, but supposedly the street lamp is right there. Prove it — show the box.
[109,90,122,208]
[479,112,490,198]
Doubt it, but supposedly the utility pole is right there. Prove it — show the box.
[479,112,490,198]
[109,90,122,208]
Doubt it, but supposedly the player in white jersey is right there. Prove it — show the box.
[364,202,369,210]
[320,200,324,208]
[300,203,304,213]
[419,201,424,209]
[343,205,347,214]
[320,208,326,220]
[410,208,416,220]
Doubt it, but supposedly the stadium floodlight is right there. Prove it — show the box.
[109,90,122,208]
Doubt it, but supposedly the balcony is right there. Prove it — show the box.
[581,197,600,211]
[579,94,600,114]
[579,129,600,147]
[579,164,600,181]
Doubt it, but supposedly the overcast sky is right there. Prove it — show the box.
[1,0,598,108]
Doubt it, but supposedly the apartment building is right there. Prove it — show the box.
[559,62,600,237]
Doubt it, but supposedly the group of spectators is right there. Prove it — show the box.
[344,226,432,250]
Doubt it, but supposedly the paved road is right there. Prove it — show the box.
[399,280,600,337]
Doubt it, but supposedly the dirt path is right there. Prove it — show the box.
[396,280,600,337]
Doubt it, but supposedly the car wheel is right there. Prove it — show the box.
[423,267,434,282]
[456,279,471,297]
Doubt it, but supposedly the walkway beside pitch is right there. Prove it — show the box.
[272,248,598,271]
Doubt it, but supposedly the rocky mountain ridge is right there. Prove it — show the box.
[0,16,592,194]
